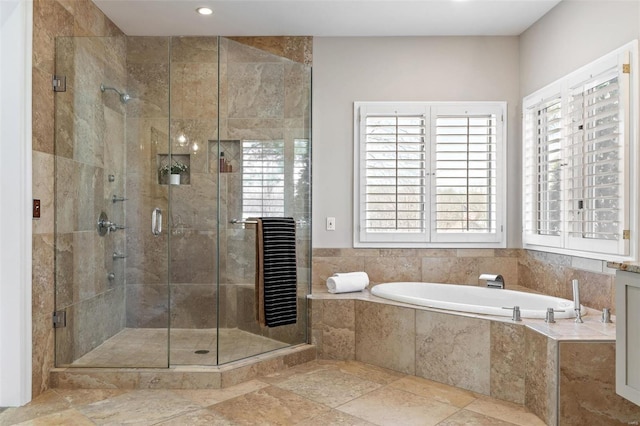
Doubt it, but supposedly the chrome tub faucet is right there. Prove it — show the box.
[480,274,504,289]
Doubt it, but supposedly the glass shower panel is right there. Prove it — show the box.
[53,36,171,368]
[215,37,312,365]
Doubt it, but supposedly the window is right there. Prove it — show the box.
[523,41,637,259]
[241,140,285,219]
[241,139,310,220]
[354,102,506,247]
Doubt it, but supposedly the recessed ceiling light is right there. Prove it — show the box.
[196,7,213,16]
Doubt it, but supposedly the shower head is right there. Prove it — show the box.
[100,83,131,104]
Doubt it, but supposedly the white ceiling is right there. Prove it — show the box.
[93,0,563,37]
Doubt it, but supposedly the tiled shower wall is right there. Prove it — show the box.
[312,248,617,313]
[53,35,128,365]
[32,0,124,398]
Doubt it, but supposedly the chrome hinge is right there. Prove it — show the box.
[52,75,66,92]
[623,230,631,240]
[623,64,630,74]
[52,310,66,328]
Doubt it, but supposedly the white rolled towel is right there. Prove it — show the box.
[326,272,369,294]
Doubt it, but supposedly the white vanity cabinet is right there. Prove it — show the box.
[616,270,640,406]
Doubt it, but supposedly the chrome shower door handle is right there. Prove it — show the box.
[152,208,162,236]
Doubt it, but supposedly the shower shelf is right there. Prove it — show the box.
[157,154,190,185]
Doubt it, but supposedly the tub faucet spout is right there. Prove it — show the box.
[479,274,504,289]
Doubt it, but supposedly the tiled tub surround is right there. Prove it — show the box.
[310,291,640,425]
[312,248,617,313]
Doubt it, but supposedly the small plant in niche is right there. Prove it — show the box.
[159,160,188,175]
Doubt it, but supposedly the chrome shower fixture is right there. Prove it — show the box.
[100,83,131,104]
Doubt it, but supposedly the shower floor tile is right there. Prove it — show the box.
[70,328,289,368]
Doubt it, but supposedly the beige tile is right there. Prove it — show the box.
[364,256,422,284]
[172,380,269,406]
[355,301,416,374]
[436,409,516,425]
[154,408,236,425]
[79,390,201,425]
[389,376,476,408]
[490,322,525,404]
[210,386,329,425]
[53,389,130,407]
[559,341,640,425]
[338,386,458,426]
[465,396,546,426]
[14,408,94,425]
[298,409,376,425]
[415,311,490,394]
[0,391,69,425]
[524,328,556,425]
[274,368,381,407]
[422,257,478,285]
[330,360,405,385]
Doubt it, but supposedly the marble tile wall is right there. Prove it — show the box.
[559,342,640,425]
[53,35,128,367]
[33,0,124,397]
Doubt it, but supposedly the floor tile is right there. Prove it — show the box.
[436,409,517,425]
[210,385,330,425]
[274,368,382,407]
[329,360,406,385]
[14,408,94,425]
[53,389,130,407]
[337,386,459,426]
[78,389,201,425]
[171,379,269,407]
[298,409,377,425]
[389,376,477,408]
[0,391,70,425]
[465,396,546,426]
[153,408,237,425]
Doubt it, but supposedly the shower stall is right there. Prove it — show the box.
[53,36,311,368]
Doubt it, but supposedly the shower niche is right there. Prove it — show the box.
[157,154,190,185]
[53,36,312,369]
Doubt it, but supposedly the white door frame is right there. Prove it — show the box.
[0,0,33,407]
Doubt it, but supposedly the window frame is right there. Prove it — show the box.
[522,40,639,262]
[353,101,507,248]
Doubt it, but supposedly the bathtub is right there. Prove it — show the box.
[371,282,581,319]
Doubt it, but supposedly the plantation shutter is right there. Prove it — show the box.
[431,106,502,243]
[358,105,429,243]
[565,53,630,255]
[523,95,564,248]
[242,140,285,219]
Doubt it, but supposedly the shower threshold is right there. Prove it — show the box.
[51,330,315,390]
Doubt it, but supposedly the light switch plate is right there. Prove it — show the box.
[326,217,336,231]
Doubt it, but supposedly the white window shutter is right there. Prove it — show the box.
[357,104,429,243]
[522,94,564,248]
[565,52,630,256]
[431,105,504,243]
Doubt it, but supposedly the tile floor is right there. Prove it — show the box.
[1,360,546,425]
[69,328,289,367]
